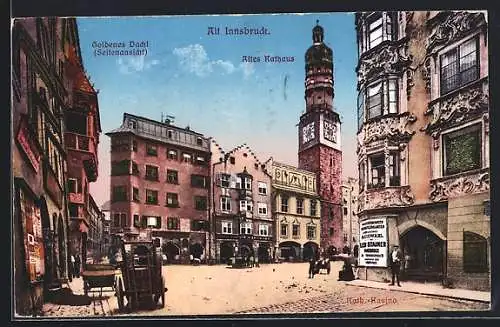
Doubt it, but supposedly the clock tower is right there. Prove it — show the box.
[298,21,343,253]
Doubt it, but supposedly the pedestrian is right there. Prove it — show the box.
[74,254,81,278]
[308,257,316,279]
[70,254,76,278]
[389,245,402,286]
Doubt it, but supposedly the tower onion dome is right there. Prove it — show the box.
[305,20,333,71]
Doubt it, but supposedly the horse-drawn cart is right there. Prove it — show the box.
[115,240,167,312]
[81,264,118,296]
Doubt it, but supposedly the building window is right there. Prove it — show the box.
[281,195,289,212]
[344,233,348,242]
[221,197,231,212]
[145,189,159,205]
[112,186,127,202]
[145,165,159,181]
[195,155,206,165]
[132,161,139,175]
[132,140,137,152]
[360,12,395,53]
[182,153,192,163]
[192,220,209,232]
[220,174,230,188]
[111,160,131,176]
[328,204,334,220]
[361,78,399,120]
[133,214,142,228]
[196,137,203,146]
[368,14,384,49]
[280,224,288,237]
[191,175,208,188]
[367,82,382,119]
[132,187,140,202]
[239,200,253,212]
[166,193,179,207]
[463,231,488,273]
[292,224,300,238]
[167,170,178,184]
[307,225,316,240]
[258,182,267,195]
[440,37,479,95]
[230,157,235,164]
[443,124,482,176]
[167,149,178,160]
[359,162,365,192]
[357,91,365,129]
[240,222,252,235]
[296,198,304,215]
[113,213,127,228]
[329,228,334,236]
[389,152,401,186]
[167,217,180,230]
[146,144,158,156]
[194,196,207,210]
[244,177,252,190]
[222,221,233,234]
[259,224,269,236]
[310,199,317,216]
[145,216,161,229]
[67,178,77,193]
[368,153,385,189]
[257,203,268,216]
[167,130,173,139]
[343,207,348,215]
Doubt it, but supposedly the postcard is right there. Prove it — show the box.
[11,11,491,318]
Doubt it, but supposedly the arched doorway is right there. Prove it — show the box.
[189,243,204,259]
[257,243,271,263]
[279,241,301,262]
[400,225,444,281]
[220,242,234,264]
[165,242,180,263]
[57,215,66,278]
[303,241,319,261]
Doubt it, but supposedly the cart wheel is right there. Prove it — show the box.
[160,276,166,308]
[116,279,124,312]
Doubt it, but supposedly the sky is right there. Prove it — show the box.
[76,13,359,207]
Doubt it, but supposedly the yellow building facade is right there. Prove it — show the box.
[268,160,321,261]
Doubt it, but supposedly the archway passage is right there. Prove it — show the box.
[165,242,180,263]
[189,243,204,259]
[303,242,319,261]
[400,225,444,281]
[257,243,271,263]
[220,242,234,264]
[279,241,300,262]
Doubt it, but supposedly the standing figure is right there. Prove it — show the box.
[74,254,81,278]
[389,245,402,286]
[70,254,76,278]
[308,257,316,278]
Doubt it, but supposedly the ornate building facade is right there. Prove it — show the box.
[12,17,87,315]
[355,11,489,291]
[211,142,273,264]
[298,21,343,254]
[106,113,211,264]
[268,160,321,262]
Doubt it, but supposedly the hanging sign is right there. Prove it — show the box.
[359,217,388,267]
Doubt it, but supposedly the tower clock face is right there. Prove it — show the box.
[302,122,315,144]
[323,121,337,143]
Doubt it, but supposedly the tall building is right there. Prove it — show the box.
[341,177,359,253]
[355,11,489,291]
[298,21,343,254]
[12,17,84,315]
[268,160,321,262]
[210,142,273,264]
[63,24,101,267]
[106,113,211,264]
[87,195,103,263]
[100,201,112,258]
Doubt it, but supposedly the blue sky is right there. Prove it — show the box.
[77,13,358,206]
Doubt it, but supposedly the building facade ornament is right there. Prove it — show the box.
[422,77,488,137]
[427,11,486,54]
[429,169,489,202]
[357,41,412,88]
[358,186,415,212]
[357,113,417,149]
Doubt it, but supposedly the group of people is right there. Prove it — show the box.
[69,254,82,278]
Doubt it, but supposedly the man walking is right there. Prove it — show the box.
[389,245,402,286]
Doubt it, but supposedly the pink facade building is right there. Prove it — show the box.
[106,113,211,263]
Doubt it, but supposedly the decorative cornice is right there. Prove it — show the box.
[358,186,415,212]
[427,11,486,55]
[429,169,489,202]
[357,113,417,149]
[357,40,412,89]
[422,77,488,137]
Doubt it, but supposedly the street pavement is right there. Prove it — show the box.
[39,262,489,317]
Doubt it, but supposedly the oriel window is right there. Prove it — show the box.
[369,153,385,189]
[389,152,401,186]
[440,37,479,95]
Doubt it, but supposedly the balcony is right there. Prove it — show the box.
[429,168,489,203]
[358,185,415,213]
[65,132,99,182]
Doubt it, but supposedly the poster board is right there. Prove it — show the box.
[358,217,388,267]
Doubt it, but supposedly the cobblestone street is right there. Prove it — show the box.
[40,262,489,317]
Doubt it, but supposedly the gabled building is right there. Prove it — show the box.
[210,142,273,264]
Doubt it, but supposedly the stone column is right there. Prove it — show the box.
[299,245,304,261]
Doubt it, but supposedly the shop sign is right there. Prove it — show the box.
[359,217,388,267]
[16,118,41,173]
[19,188,45,282]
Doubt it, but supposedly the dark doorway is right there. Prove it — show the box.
[189,243,204,259]
[303,242,319,261]
[279,241,300,262]
[400,226,444,281]
[220,242,234,264]
[257,243,270,263]
[165,242,180,263]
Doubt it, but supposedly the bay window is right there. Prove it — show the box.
[365,151,401,189]
[359,78,399,121]
[359,12,396,54]
[369,153,385,189]
[440,37,479,95]
[389,152,401,186]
